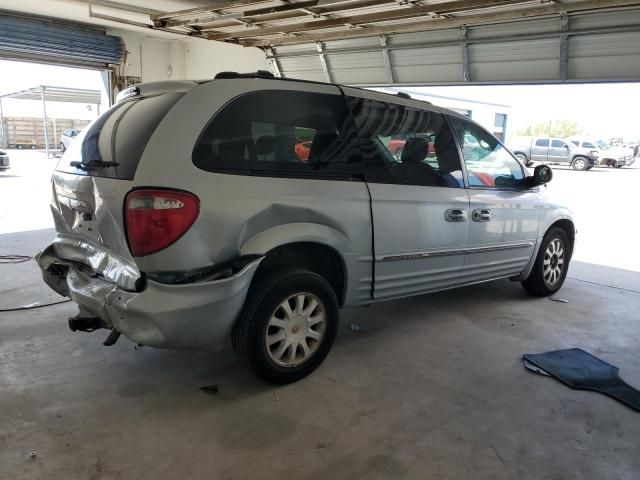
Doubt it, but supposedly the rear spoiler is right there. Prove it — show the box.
[115,80,197,103]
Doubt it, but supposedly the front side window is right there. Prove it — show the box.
[449,116,524,189]
[346,96,463,188]
[193,90,362,178]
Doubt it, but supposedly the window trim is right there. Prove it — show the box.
[191,89,365,182]
[446,114,529,192]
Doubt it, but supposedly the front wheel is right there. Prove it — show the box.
[522,227,570,296]
[232,268,339,384]
[572,157,588,171]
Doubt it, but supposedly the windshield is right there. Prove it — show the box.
[595,140,611,150]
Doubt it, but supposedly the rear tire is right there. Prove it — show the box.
[232,268,339,384]
[571,157,588,171]
[522,227,570,296]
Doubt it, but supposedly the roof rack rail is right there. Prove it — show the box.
[396,91,411,99]
[214,70,275,80]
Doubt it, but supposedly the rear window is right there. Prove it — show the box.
[56,92,184,180]
[192,90,363,179]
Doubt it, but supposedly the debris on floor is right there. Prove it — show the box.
[199,384,219,396]
[549,297,569,303]
[523,348,640,412]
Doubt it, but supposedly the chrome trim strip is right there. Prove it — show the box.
[381,242,534,261]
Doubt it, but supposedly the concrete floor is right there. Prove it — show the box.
[1,151,639,479]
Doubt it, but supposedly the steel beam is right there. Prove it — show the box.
[265,47,282,77]
[380,35,395,84]
[559,14,570,81]
[460,25,471,82]
[152,0,376,25]
[241,0,640,46]
[316,42,333,83]
[207,0,530,41]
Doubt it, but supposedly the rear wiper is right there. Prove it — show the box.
[70,160,119,169]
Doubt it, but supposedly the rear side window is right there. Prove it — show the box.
[345,96,463,188]
[56,92,184,180]
[193,90,363,179]
[583,142,596,148]
[535,139,549,147]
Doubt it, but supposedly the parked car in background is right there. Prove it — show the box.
[36,73,574,384]
[569,138,634,168]
[0,150,9,170]
[59,129,81,152]
[512,137,598,170]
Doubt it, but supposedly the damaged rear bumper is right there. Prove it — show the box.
[36,236,262,350]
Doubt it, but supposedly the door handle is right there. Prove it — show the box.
[445,208,467,222]
[472,209,493,222]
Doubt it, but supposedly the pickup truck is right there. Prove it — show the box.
[569,138,634,168]
[512,137,598,171]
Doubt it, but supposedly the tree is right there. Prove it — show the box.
[515,119,583,138]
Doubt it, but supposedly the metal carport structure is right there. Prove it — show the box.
[0,86,101,157]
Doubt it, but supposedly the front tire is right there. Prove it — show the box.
[522,227,570,296]
[232,268,339,384]
[572,157,588,171]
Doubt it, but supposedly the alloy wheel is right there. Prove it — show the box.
[265,293,326,367]
[543,238,565,287]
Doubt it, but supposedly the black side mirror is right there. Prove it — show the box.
[525,164,553,187]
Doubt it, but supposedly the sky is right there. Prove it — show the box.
[412,83,640,142]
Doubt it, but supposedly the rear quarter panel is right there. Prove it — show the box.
[132,79,373,305]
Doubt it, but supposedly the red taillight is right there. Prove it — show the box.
[124,189,200,257]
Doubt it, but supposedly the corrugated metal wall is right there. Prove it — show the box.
[272,9,640,85]
[0,14,125,69]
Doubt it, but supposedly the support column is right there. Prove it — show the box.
[0,98,5,148]
[40,86,50,157]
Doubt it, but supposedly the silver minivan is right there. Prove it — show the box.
[37,72,575,384]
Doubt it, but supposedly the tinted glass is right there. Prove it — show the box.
[551,140,566,148]
[583,142,595,148]
[535,139,549,147]
[449,116,524,188]
[571,140,579,146]
[56,92,184,180]
[193,90,362,178]
[346,96,463,188]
